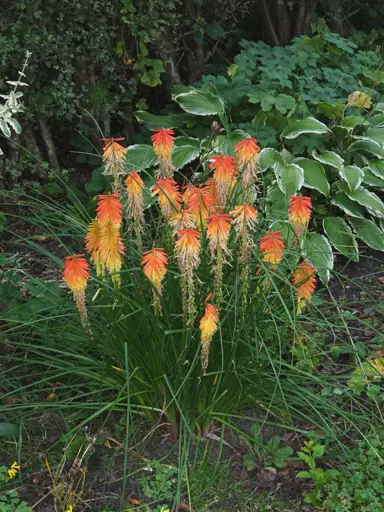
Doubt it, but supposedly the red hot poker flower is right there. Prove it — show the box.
[97,193,123,226]
[235,137,260,165]
[288,195,312,226]
[259,230,285,267]
[292,260,316,314]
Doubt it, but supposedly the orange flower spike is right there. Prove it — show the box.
[151,128,175,176]
[231,204,258,238]
[85,219,104,277]
[200,301,219,373]
[63,254,89,293]
[206,211,232,257]
[186,185,213,230]
[235,137,260,165]
[141,248,168,292]
[209,154,237,205]
[175,228,201,269]
[97,193,123,226]
[206,178,219,209]
[153,177,182,220]
[288,195,312,226]
[259,230,285,268]
[292,260,316,314]
[63,254,90,328]
[101,138,127,190]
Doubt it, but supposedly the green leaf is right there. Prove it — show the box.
[141,69,162,87]
[312,444,326,458]
[274,162,304,198]
[274,94,296,114]
[248,91,275,111]
[340,184,384,218]
[303,232,334,285]
[332,191,365,218]
[206,22,225,40]
[296,471,312,479]
[243,454,256,471]
[258,148,283,171]
[349,218,384,251]
[126,144,157,171]
[370,159,384,178]
[135,111,177,129]
[293,158,329,196]
[339,165,364,192]
[281,117,330,139]
[174,90,224,116]
[323,217,359,261]
[0,422,18,437]
[85,167,108,193]
[348,138,384,158]
[312,150,344,169]
[172,145,200,170]
[363,168,384,187]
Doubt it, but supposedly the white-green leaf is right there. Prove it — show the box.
[216,129,247,154]
[172,145,200,170]
[339,165,364,192]
[303,232,334,285]
[135,111,177,129]
[274,163,304,198]
[363,168,384,187]
[349,218,384,251]
[348,138,384,158]
[281,117,330,139]
[293,158,330,196]
[126,144,157,171]
[366,127,384,145]
[332,191,365,218]
[339,184,384,218]
[0,119,11,138]
[258,148,283,171]
[267,185,288,219]
[323,217,359,261]
[174,90,224,116]
[312,150,344,169]
[370,159,384,178]
[6,117,22,135]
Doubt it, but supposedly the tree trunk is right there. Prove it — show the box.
[23,126,47,178]
[38,117,60,174]
[294,0,317,36]
[276,0,292,45]
[260,0,280,46]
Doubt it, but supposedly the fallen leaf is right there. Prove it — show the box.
[127,498,141,505]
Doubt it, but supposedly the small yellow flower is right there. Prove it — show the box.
[8,461,20,479]
[66,506,73,512]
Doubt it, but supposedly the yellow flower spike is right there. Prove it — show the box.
[153,177,182,221]
[288,195,312,246]
[259,230,285,269]
[200,297,219,374]
[86,219,104,277]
